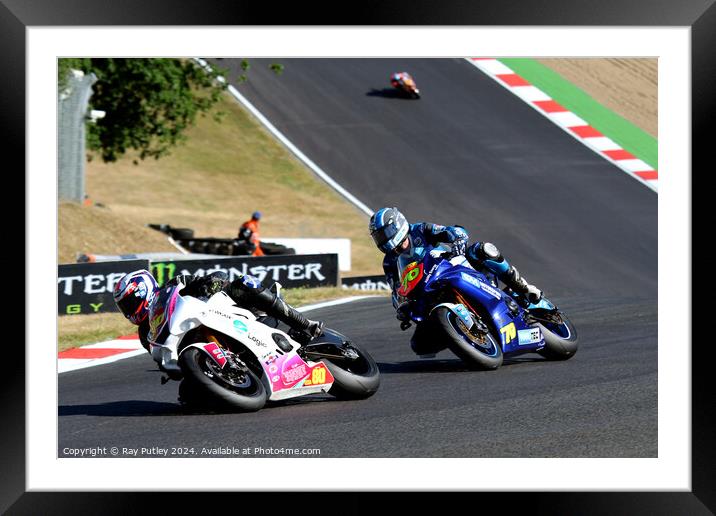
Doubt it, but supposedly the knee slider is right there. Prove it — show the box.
[481,242,502,261]
[468,242,504,265]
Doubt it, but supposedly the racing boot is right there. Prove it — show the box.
[230,277,324,339]
[503,265,542,306]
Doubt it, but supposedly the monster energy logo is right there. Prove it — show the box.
[151,260,328,286]
[151,262,177,286]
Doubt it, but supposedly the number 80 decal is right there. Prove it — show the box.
[303,364,333,387]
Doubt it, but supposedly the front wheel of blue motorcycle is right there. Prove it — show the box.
[434,307,503,370]
[536,312,579,361]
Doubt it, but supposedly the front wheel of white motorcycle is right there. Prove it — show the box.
[435,307,503,370]
[179,348,267,412]
[322,342,381,400]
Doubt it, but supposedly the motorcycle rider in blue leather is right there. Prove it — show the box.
[369,207,543,356]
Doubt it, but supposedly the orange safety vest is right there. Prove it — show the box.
[240,219,264,256]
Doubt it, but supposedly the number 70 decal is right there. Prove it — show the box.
[500,322,516,344]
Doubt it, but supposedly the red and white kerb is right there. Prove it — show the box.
[467,58,658,193]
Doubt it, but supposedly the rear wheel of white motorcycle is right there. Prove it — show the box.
[179,348,267,412]
[434,307,503,370]
[322,343,380,400]
[536,312,579,361]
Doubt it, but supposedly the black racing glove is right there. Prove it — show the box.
[396,301,413,331]
[450,238,467,257]
[396,300,412,321]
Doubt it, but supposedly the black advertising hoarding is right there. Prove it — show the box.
[57,254,339,315]
[149,253,339,289]
[341,275,391,291]
[58,259,149,315]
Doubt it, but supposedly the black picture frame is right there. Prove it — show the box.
[5,0,708,513]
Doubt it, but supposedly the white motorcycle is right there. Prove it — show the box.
[146,281,380,411]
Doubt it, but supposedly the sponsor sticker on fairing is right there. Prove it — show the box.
[461,272,502,300]
[479,282,503,300]
[248,334,267,347]
[282,364,308,385]
[201,342,227,367]
[517,328,542,346]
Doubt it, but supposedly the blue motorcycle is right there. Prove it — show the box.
[396,243,578,370]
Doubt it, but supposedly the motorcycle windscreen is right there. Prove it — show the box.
[147,285,179,343]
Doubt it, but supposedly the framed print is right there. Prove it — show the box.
[5,0,710,513]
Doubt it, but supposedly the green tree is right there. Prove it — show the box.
[58,58,233,163]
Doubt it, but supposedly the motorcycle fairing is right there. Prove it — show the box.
[149,290,334,401]
[422,260,546,354]
[398,261,424,297]
[429,302,475,329]
[180,341,228,368]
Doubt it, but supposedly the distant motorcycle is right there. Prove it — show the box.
[146,281,380,411]
[391,73,421,99]
[396,243,578,370]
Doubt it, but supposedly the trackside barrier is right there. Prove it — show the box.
[58,254,339,315]
[341,275,391,292]
[149,254,338,288]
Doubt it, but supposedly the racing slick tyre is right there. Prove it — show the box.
[260,242,296,256]
[179,348,267,412]
[434,307,503,370]
[322,342,380,400]
[536,312,579,361]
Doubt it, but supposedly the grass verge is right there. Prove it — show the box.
[499,58,658,169]
[58,287,388,353]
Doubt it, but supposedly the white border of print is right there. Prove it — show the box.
[30,27,688,491]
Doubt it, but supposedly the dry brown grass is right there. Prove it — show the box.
[538,58,657,137]
[82,94,384,275]
[58,312,137,352]
[59,202,177,263]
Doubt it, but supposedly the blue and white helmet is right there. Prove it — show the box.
[369,207,409,253]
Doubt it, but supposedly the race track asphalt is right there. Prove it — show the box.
[58,59,657,458]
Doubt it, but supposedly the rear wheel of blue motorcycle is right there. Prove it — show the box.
[435,307,503,370]
[323,343,381,400]
[179,348,267,412]
[536,313,579,361]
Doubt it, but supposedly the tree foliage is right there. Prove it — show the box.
[59,58,229,163]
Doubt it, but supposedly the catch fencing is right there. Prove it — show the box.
[58,70,97,202]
